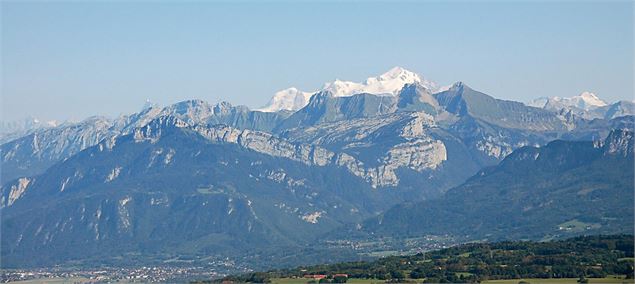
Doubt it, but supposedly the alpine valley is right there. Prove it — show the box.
[1,67,633,273]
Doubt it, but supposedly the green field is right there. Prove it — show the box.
[219,236,634,284]
[270,277,633,284]
[271,278,386,284]
[556,219,602,233]
[483,276,633,284]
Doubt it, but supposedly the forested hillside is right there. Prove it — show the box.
[217,235,634,283]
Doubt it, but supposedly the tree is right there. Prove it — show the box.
[390,270,405,280]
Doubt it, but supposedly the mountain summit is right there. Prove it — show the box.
[257,67,437,112]
[528,91,608,111]
[322,66,438,98]
[256,88,314,113]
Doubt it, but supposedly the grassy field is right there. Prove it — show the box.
[556,219,602,233]
[269,276,633,284]
[483,276,633,284]
[271,278,385,284]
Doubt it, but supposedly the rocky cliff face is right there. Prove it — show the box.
[136,115,449,188]
[0,101,288,182]
[1,117,117,182]
[602,129,634,156]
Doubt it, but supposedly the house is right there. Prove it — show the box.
[333,274,348,278]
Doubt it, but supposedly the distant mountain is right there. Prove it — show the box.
[1,116,118,184]
[0,100,288,182]
[257,67,438,112]
[436,82,571,131]
[2,68,634,270]
[0,117,61,144]
[322,67,438,98]
[1,116,410,267]
[528,92,634,120]
[257,88,314,113]
[3,79,631,190]
[351,129,634,241]
[274,91,398,130]
[528,91,608,111]
[275,83,444,131]
[430,82,582,164]
[598,100,635,120]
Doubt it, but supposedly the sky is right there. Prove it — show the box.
[1,1,633,122]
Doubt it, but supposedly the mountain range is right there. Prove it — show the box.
[350,129,633,241]
[1,67,633,270]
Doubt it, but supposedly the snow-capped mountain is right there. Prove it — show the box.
[322,66,438,98]
[527,92,635,120]
[257,67,438,112]
[2,69,634,269]
[528,91,608,111]
[257,88,314,113]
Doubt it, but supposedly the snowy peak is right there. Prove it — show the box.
[257,88,313,113]
[323,66,437,98]
[366,66,423,87]
[529,91,608,111]
[257,67,438,113]
[575,91,608,109]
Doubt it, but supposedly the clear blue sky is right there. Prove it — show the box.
[2,1,633,122]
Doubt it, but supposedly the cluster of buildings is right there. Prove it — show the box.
[1,266,221,283]
[303,273,348,279]
[324,234,458,256]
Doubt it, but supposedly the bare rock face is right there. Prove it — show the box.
[219,112,449,188]
[1,177,31,207]
[385,139,447,171]
[190,115,447,188]
[1,117,117,183]
[1,100,287,182]
[603,129,634,156]
[400,112,435,138]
